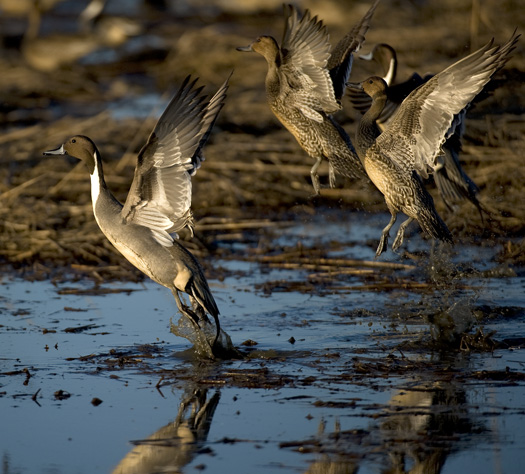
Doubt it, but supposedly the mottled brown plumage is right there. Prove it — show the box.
[237,1,380,194]
[348,43,483,215]
[350,32,519,256]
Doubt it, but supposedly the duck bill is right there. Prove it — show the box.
[236,44,253,52]
[346,82,363,91]
[43,144,66,156]
[359,51,374,61]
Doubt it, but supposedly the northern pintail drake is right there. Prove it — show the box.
[44,75,229,353]
[236,1,380,194]
[349,43,483,216]
[348,32,519,257]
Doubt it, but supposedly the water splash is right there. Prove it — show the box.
[170,315,241,359]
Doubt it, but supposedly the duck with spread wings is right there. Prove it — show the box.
[237,1,381,194]
[44,75,230,356]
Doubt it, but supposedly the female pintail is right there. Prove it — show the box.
[348,32,519,257]
[349,43,484,216]
[237,1,380,194]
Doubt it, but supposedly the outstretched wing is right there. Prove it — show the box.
[377,32,519,178]
[328,0,380,101]
[279,4,339,119]
[121,75,229,246]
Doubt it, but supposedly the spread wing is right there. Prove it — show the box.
[328,0,380,101]
[376,32,519,178]
[279,4,339,120]
[121,75,229,246]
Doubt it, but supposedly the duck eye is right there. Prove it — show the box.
[71,139,76,143]
[368,79,374,84]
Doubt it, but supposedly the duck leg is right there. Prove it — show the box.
[376,212,397,257]
[328,162,337,189]
[172,289,201,328]
[392,217,414,252]
[310,156,323,195]
[189,295,210,325]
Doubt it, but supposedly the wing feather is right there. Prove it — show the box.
[377,32,519,177]
[121,75,229,245]
[328,0,380,100]
[279,4,339,115]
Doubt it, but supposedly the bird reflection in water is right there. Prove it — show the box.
[293,381,475,474]
[112,388,220,474]
[380,382,472,474]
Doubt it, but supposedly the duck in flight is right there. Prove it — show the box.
[237,1,380,195]
[44,75,230,356]
[348,32,519,257]
[348,42,484,216]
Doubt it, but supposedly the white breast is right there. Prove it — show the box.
[90,155,101,211]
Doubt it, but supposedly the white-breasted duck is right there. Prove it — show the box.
[236,1,380,194]
[347,32,519,257]
[44,75,229,355]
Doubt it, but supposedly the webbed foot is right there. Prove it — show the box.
[376,232,389,258]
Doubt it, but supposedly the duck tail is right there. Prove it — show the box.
[418,205,454,244]
[409,172,453,244]
[190,271,221,342]
[191,276,220,324]
[170,241,221,342]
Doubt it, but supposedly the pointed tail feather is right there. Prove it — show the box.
[418,206,454,244]
[435,145,482,213]
[170,241,221,342]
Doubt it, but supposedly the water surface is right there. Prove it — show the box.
[1,214,524,474]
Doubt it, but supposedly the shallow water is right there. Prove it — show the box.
[1,212,524,474]
[1,0,524,470]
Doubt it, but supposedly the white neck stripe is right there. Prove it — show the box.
[384,58,395,86]
[90,152,100,207]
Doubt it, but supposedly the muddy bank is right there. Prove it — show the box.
[0,0,524,284]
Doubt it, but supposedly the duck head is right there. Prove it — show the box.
[237,35,280,63]
[43,135,98,174]
[359,44,397,86]
[347,76,388,100]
